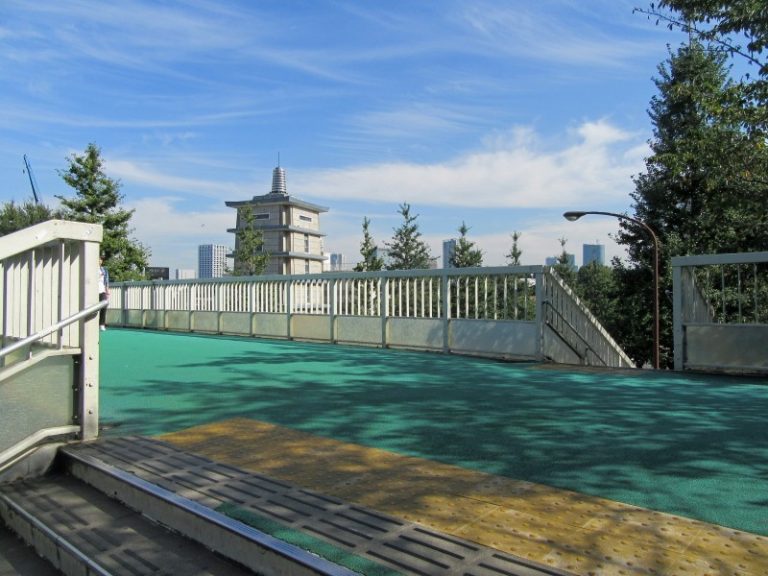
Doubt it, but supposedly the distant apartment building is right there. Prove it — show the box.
[175,269,196,280]
[146,267,169,280]
[226,165,328,275]
[198,244,228,278]
[583,243,606,266]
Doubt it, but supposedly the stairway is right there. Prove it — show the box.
[0,438,573,576]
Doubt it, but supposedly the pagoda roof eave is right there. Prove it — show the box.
[225,193,329,213]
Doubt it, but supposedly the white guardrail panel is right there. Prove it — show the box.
[673,251,768,372]
[108,265,631,367]
[1,220,103,469]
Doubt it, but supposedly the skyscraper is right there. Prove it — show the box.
[583,243,606,266]
[198,244,227,278]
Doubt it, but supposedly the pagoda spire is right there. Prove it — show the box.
[270,165,287,194]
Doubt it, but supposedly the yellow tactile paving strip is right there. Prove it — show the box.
[160,418,768,576]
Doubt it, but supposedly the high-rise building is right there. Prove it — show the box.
[583,243,605,266]
[226,165,328,275]
[329,253,344,271]
[442,239,456,268]
[198,244,227,278]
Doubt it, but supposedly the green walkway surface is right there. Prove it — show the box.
[100,329,768,537]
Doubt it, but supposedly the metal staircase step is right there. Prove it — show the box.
[0,521,61,576]
[0,474,255,576]
[61,437,574,576]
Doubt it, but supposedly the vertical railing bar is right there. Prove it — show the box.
[721,267,726,323]
[57,241,65,349]
[754,263,759,323]
[737,265,742,323]
[491,276,495,320]
[27,249,36,342]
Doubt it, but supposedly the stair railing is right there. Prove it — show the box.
[0,220,103,473]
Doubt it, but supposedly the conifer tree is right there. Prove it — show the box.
[385,203,431,270]
[231,206,269,275]
[57,143,149,281]
[616,40,768,366]
[450,222,483,268]
[354,217,384,271]
[0,200,57,236]
[505,231,523,266]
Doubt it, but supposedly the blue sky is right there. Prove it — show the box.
[1,0,688,271]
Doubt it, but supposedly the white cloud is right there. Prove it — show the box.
[460,1,656,68]
[108,160,238,197]
[127,197,233,269]
[294,119,645,209]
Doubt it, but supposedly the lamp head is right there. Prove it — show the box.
[563,211,585,222]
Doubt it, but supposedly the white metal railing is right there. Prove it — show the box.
[109,267,540,320]
[0,220,103,471]
[673,251,768,372]
[541,269,634,368]
[109,266,630,367]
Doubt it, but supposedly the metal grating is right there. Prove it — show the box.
[0,474,255,576]
[64,437,573,576]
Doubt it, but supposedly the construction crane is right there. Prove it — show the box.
[22,154,41,204]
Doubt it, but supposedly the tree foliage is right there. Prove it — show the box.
[0,199,57,236]
[506,231,523,266]
[57,143,149,281]
[615,39,768,366]
[385,203,432,270]
[552,237,577,285]
[354,217,384,272]
[450,222,483,268]
[231,206,269,276]
[639,0,768,133]
[575,262,621,336]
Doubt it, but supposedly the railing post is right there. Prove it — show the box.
[535,270,545,361]
[380,276,388,348]
[78,240,101,441]
[441,271,449,353]
[329,277,336,343]
[285,279,292,340]
[672,264,684,371]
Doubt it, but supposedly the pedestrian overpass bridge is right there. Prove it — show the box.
[1,220,767,575]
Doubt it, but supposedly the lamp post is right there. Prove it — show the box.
[563,210,660,370]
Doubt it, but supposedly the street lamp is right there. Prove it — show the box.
[563,210,660,369]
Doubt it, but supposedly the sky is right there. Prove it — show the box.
[0,0,690,272]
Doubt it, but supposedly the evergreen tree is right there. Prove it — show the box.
[0,199,57,236]
[553,237,577,285]
[353,217,384,272]
[57,143,149,281]
[641,0,768,133]
[231,206,269,276]
[385,203,432,270]
[616,40,768,366]
[575,262,620,336]
[450,222,483,268]
[505,231,523,266]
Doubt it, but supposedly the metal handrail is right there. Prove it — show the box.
[542,300,607,366]
[0,300,108,360]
